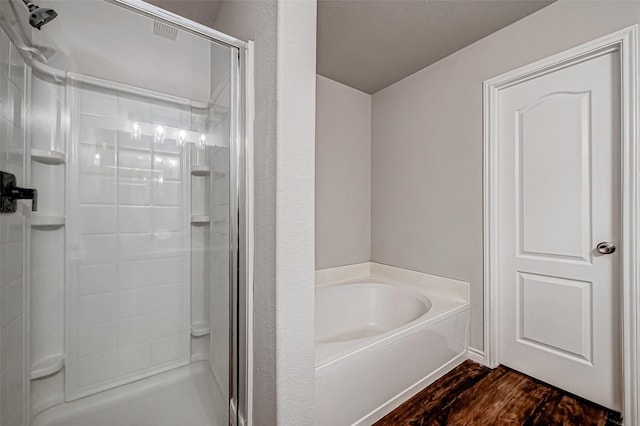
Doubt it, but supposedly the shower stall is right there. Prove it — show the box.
[0,0,251,424]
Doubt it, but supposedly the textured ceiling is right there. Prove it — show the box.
[145,0,223,28]
[318,0,554,94]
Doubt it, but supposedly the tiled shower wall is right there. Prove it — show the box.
[65,84,194,399]
[0,36,230,418]
[0,26,27,426]
[24,71,230,416]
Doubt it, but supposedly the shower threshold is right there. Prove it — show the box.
[31,361,226,426]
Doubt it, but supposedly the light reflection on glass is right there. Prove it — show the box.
[131,122,141,140]
[197,134,206,149]
[177,130,188,147]
[154,125,166,144]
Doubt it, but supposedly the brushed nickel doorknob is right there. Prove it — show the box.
[596,242,616,255]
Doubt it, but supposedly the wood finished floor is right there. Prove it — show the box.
[375,360,622,426]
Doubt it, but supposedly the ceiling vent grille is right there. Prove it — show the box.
[153,21,178,41]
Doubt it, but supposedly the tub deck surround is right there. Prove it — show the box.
[315,262,469,300]
[315,262,470,425]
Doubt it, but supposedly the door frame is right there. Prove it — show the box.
[483,26,639,423]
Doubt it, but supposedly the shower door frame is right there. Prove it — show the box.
[104,2,254,425]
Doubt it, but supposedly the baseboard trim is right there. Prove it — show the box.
[467,347,488,366]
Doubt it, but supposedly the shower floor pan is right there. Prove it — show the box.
[32,361,226,426]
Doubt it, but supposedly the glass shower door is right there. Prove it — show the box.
[0,1,242,425]
[0,2,29,423]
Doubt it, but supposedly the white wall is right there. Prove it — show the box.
[212,3,279,423]
[371,0,640,351]
[316,75,371,269]
[275,2,317,423]
[213,1,317,425]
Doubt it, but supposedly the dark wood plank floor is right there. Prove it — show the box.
[375,360,622,426]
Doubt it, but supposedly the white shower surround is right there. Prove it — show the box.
[315,262,470,425]
[23,65,232,414]
[0,0,253,423]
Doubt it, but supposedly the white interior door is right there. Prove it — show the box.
[496,49,622,411]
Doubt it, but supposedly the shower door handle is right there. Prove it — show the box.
[1,171,38,213]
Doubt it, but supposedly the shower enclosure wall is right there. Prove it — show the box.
[0,1,249,425]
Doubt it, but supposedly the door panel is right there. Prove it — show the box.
[497,50,621,410]
[519,272,592,363]
[518,91,591,261]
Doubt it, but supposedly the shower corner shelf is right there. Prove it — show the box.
[191,215,210,224]
[191,323,210,337]
[190,165,210,176]
[31,354,65,380]
[31,149,65,165]
[31,214,65,228]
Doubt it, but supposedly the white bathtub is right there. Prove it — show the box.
[315,263,470,426]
